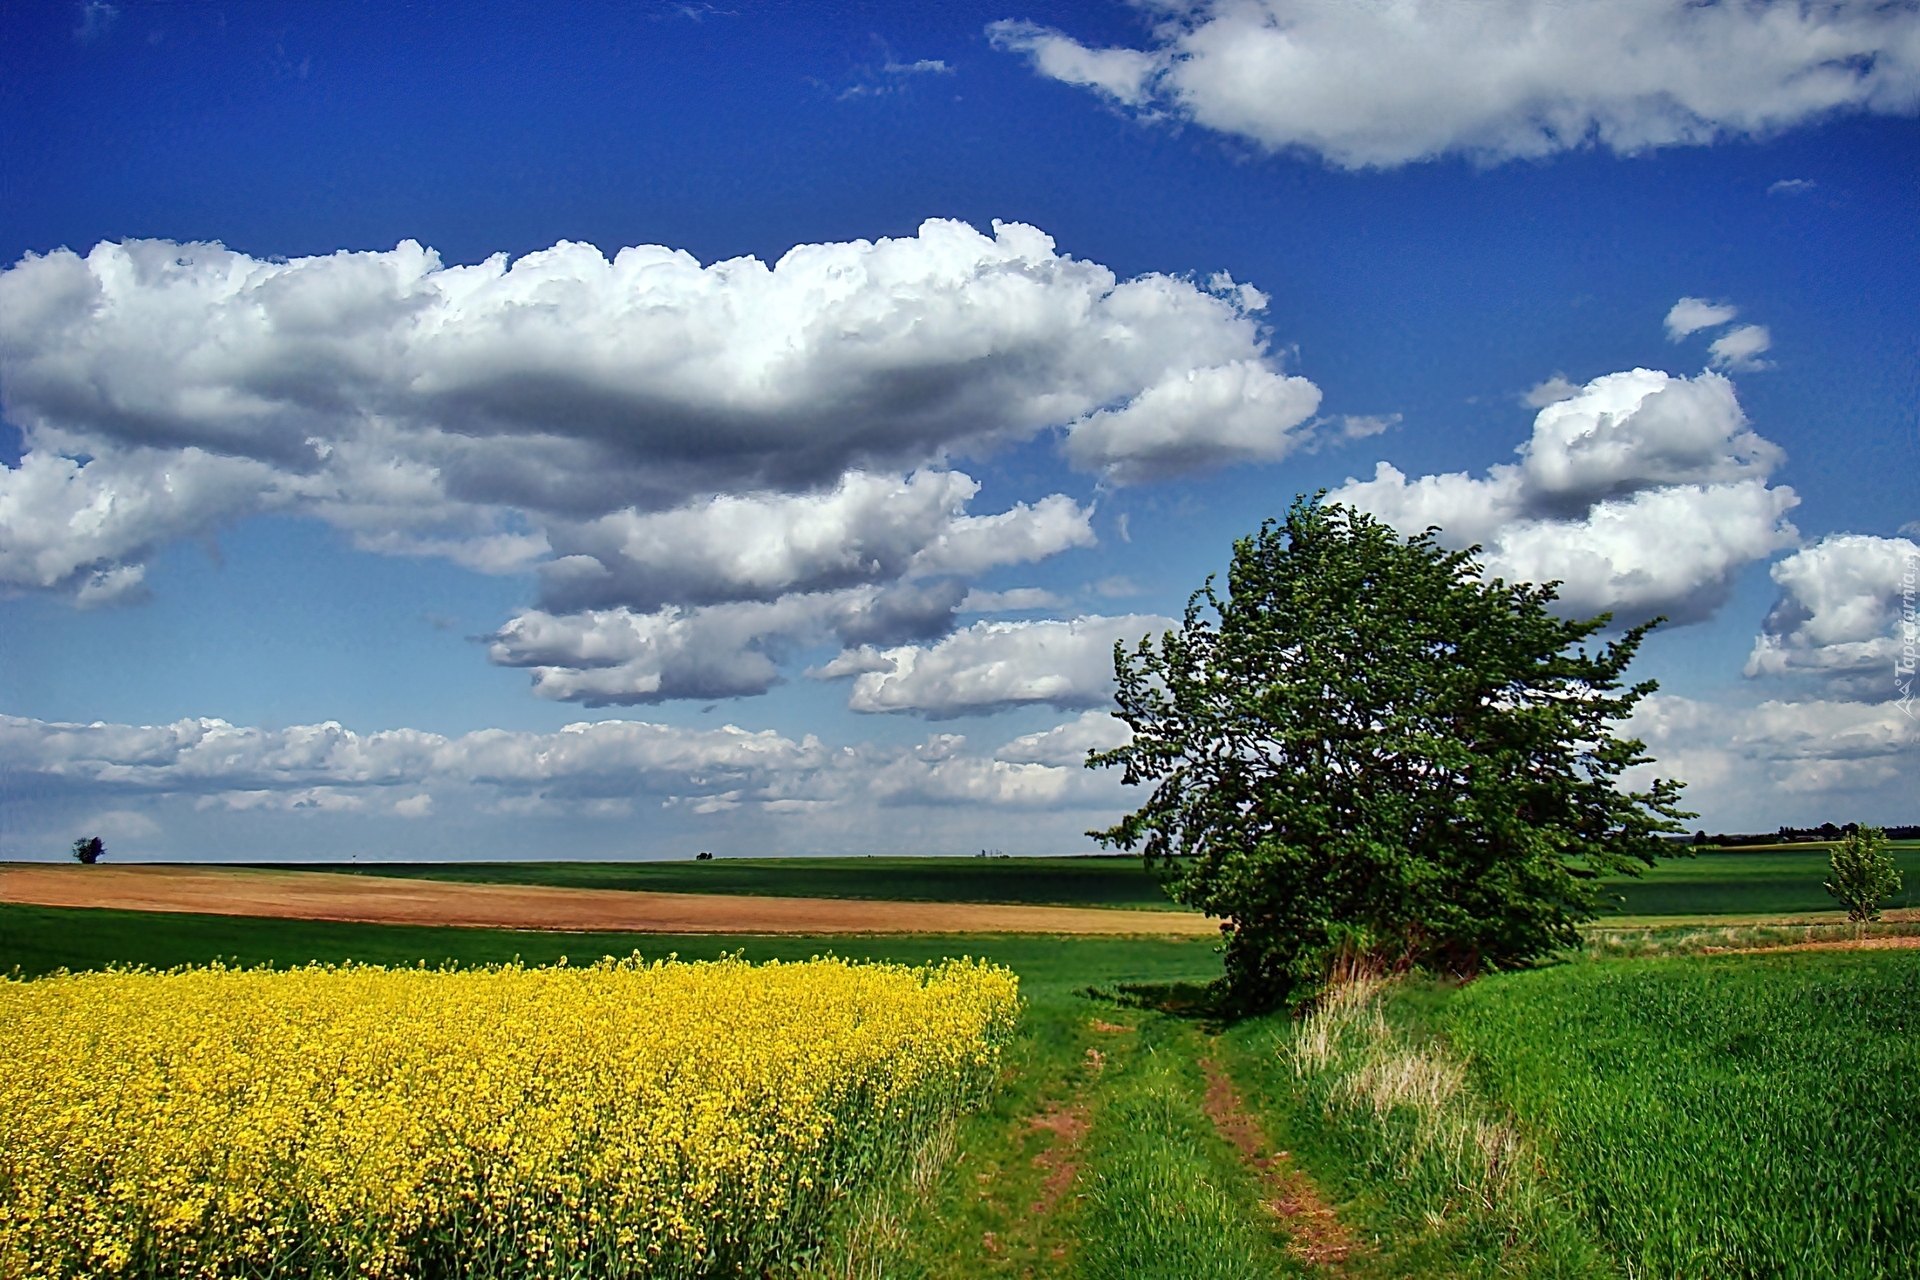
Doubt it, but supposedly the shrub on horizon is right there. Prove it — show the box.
[1826,824,1902,923]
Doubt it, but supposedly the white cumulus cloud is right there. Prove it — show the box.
[961,587,1069,613]
[393,793,435,818]
[1522,374,1580,408]
[994,711,1134,766]
[0,712,831,803]
[992,21,1161,106]
[487,575,1005,706]
[817,614,1173,718]
[535,469,1094,614]
[1664,296,1741,340]
[0,446,307,603]
[1745,533,1920,701]
[990,1,1920,169]
[1708,324,1773,372]
[1062,358,1322,483]
[1330,367,1799,623]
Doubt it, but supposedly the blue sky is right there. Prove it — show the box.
[2,0,1916,860]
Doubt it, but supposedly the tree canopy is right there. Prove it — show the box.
[1089,497,1689,1007]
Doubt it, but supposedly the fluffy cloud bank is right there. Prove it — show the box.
[991,0,1920,168]
[494,472,1103,703]
[1330,367,1799,623]
[0,711,1131,858]
[0,222,1317,605]
[1625,693,1918,826]
[994,711,1134,765]
[1,713,815,803]
[5,682,1907,856]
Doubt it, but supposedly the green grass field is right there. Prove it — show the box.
[1436,952,1920,1278]
[244,854,1186,910]
[1599,843,1920,918]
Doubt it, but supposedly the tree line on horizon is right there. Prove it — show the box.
[1693,823,1920,847]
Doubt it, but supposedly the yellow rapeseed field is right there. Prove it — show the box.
[0,954,1019,1279]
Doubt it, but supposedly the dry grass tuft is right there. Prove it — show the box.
[1286,973,1548,1234]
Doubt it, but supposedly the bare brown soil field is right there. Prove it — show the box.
[1591,906,1920,929]
[1725,933,1920,955]
[0,864,1220,936]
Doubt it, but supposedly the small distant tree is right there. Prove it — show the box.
[71,836,105,865]
[1825,825,1901,924]
[1089,497,1691,1009]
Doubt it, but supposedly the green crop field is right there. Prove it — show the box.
[0,900,1213,988]
[201,841,1920,924]
[235,841,1920,921]
[241,853,1186,910]
[1599,843,1920,919]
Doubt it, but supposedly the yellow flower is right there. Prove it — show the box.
[0,955,1018,1278]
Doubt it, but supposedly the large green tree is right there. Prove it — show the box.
[1089,497,1689,1007]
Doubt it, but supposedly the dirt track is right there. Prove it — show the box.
[0,864,1220,937]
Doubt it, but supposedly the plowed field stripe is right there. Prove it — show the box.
[0,864,1219,936]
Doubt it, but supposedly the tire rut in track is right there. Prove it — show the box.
[1198,1056,1361,1271]
[1026,1103,1091,1217]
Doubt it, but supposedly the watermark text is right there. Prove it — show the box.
[1898,547,1917,719]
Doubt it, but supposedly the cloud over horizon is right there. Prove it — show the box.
[1625,692,1919,825]
[0,709,1131,859]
